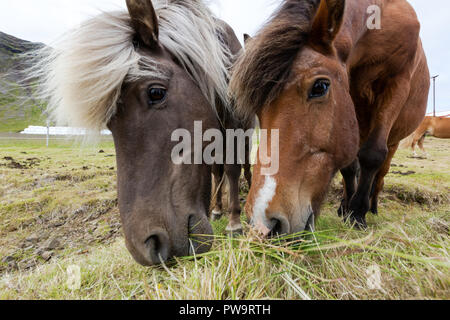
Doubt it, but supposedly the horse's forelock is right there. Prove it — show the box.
[229,0,320,122]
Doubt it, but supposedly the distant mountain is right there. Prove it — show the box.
[0,31,46,132]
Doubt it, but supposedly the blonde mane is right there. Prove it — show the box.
[30,0,231,130]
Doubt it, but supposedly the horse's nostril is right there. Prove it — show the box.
[145,231,170,265]
[269,216,290,237]
[270,219,282,237]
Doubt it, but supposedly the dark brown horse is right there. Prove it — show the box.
[33,0,250,266]
[230,0,430,234]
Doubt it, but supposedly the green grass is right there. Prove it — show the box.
[0,137,448,300]
[0,31,45,132]
[0,116,45,133]
[0,80,45,133]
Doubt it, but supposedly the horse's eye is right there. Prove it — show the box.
[148,86,167,105]
[309,79,330,99]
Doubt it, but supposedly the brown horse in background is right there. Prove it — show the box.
[230,0,430,233]
[402,116,450,156]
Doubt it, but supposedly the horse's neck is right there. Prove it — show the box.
[335,0,388,65]
[337,0,423,92]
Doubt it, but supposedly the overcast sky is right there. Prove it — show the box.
[0,0,448,113]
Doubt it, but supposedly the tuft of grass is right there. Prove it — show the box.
[1,214,448,300]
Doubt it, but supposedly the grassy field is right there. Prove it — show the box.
[0,80,45,133]
[0,30,46,133]
[0,136,448,300]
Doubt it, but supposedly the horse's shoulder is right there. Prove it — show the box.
[347,0,422,80]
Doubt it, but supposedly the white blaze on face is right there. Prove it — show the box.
[252,175,277,235]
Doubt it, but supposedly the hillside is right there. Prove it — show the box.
[0,31,46,132]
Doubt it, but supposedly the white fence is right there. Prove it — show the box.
[21,126,112,136]
[426,111,450,118]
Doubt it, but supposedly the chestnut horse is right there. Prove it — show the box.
[230,0,430,233]
[32,0,250,265]
[402,116,450,156]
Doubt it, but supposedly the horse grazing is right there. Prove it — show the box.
[402,116,450,156]
[32,0,250,266]
[230,0,430,234]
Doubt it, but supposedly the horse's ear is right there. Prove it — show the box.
[310,0,345,47]
[243,33,252,45]
[126,0,159,48]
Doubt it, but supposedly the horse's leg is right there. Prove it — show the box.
[244,164,252,190]
[338,159,359,217]
[211,164,224,221]
[411,137,418,157]
[347,130,388,228]
[244,138,253,189]
[225,164,243,234]
[348,77,411,228]
[370,143,399,215]
[411,127,425,155]
[418,135,427,157]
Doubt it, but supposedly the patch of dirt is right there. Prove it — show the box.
[1,156,41,170]
[391,164,409,168]
[54,173,98,183]
[0,199,121,274]
[327,180,448,207]
[383,185,449,206]
[391,170,416,176]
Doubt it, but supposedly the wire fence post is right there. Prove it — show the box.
[46,117,50,147]
[431,75,439,117]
